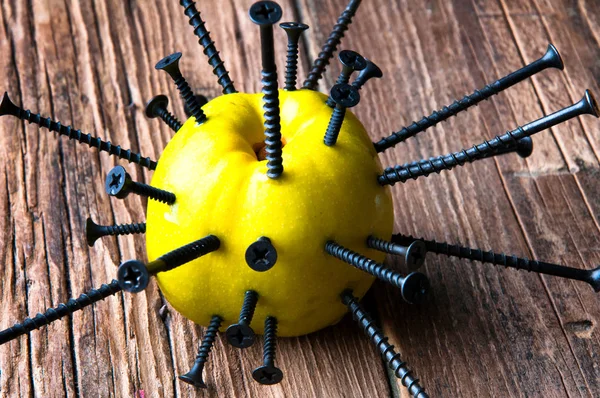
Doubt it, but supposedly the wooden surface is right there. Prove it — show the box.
[0,0,599,397]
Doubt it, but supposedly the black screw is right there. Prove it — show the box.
[303,0,363,90]
[252,316,283,385]
[179,315,223,388]
[118,235,221,293]
[326,50,366,107]
[184,94,209,119]
[0,92,157,170]
[0,280,122,345]
[156,53,207,125]
[491,136,533,158]
[280,22,310,91]
[379,90,600,186]
[325,241,429,304]
[393,234,600,293]
[352,58,383,90]
[145,95,183,132]
[86,218,146,247]
[324,84,361,146]
[105,165,176,204]
[374,44,565,153]
[246,237,278,272]
[341,291,428,398]
[250,1,285,179]
[226,290,259,348]
[367,236,427,271]
[178,0,237,94]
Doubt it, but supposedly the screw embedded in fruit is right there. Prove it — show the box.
[105,165,176,204]
[252,316,283,385]
[156,52,207,125]
[145,95,183,132]
[226,290,259,348]
[179,315,223,388]
[246,237,278,272]
[326,50,366,107]
[280,22,309,91]
[352,58,383,91]
[324,83,361,146]
[85,218,146,247]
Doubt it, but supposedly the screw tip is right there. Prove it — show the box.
[0,92,18,117]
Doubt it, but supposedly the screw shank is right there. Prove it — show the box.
[149,235,221,274]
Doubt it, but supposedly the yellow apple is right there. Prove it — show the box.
[146,89,394,337]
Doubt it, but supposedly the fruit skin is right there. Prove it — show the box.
[146,89,394,337]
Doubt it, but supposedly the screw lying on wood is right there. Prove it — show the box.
[179,315,223,388]
[373,44,565,153]
[303,0,363,90]
[86,218,146,247]
[145,95,182,132]
[105,166,176,204]
[324,83,361,146]
[491,136,533,158]
[117,235,220,293]
[156,52,207,125]
[246,237,278,272]
[341,290,428,398]
[367,236,427,270]
[0,92,157,170]
[252,316,283,385]
[378,90,599,186]
[326,50,366,107]
[179,0,236,94]
[325,241,429,304]
[280,22,310,91]
[393,234,600,292]
[250,1,285,179]
[226,290,259,348]
[352,58,383,91]
[0,280,122,345]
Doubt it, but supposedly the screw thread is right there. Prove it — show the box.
[173,75,206,124]
[367,236,402,255]
[378,128,524,185]
[263,316,278,366]
[341,291,428,398]
[13,108,157,170]
[156,235,221,273]
[261,69,284,179]
[130,181,176,204]
[0,280,121,345]
[324,107,347,146]
[105,222,146,237]
[285,41,300,91]
[392,234,598,289]
[239,290,259,325]
[196,315,222,366]
[179,0,236,94]
[156,108,183,132]
[303,0,362,90]
[325,241,406,289]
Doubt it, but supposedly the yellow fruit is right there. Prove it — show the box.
[146,89,394,337]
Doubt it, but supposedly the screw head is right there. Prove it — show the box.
[589,265,600,292]
[330,84,361,108]
[405,240,427,271]
[400,272,430,305]
[515,137,534,158]
[155,52,183,77]
[145,95,169,119]
[178,364,208,389]
[249,1,283,25]
[105,166,131,199]
[252,365,284,385]
[225,323,256,348]
[0,92,19,117]
[541,44,564,71]
[118,260,150,293]
[245,237,278,272]
[280,22,309,40]
[338,50,367,72]
[85,218,103,247]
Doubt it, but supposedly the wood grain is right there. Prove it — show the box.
[0,0,598,397]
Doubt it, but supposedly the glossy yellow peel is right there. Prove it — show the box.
[146,89,393,337]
